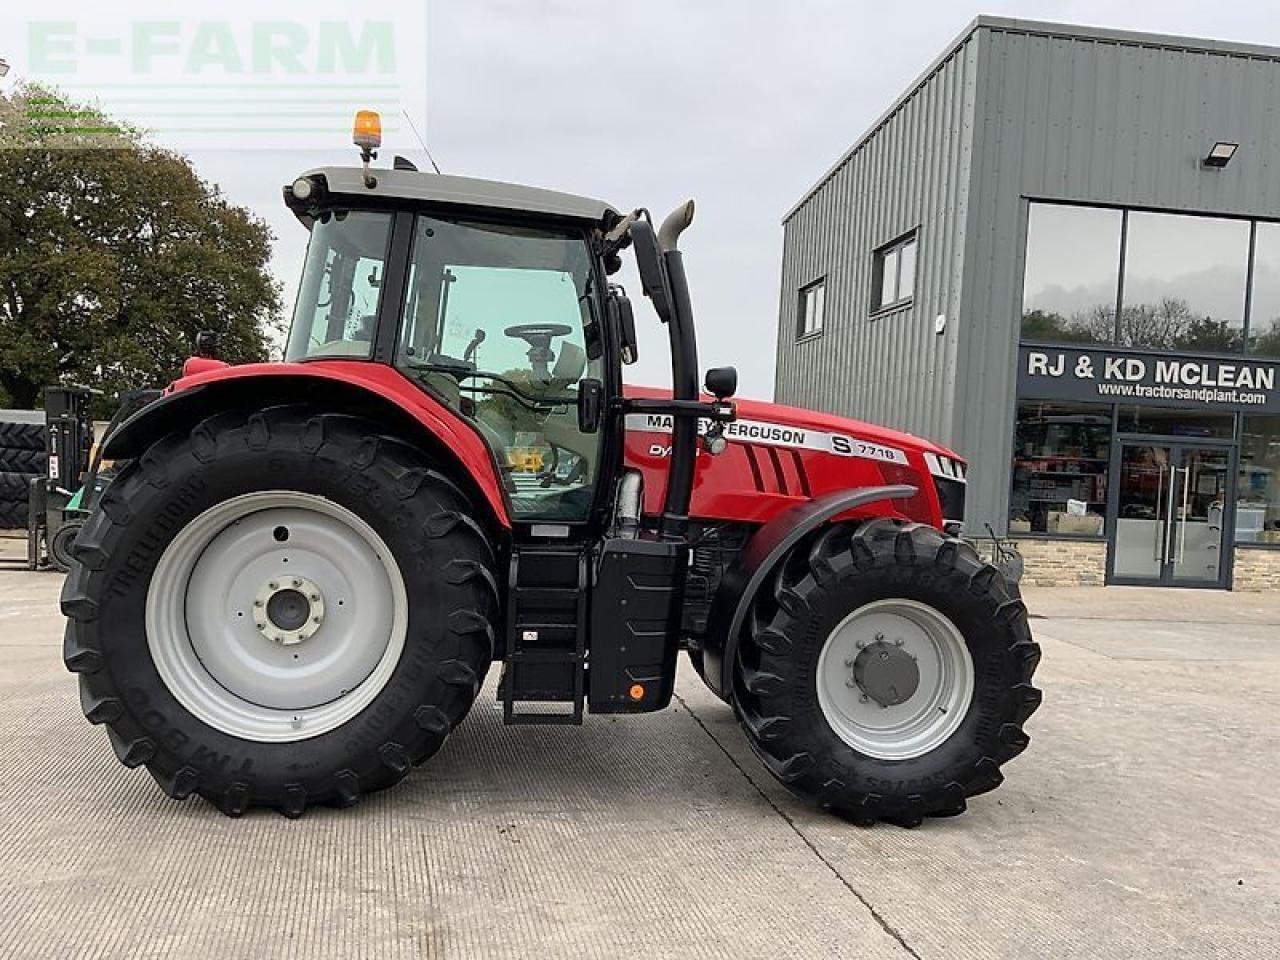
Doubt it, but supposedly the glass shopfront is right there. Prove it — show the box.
[1111,441,1231,586]
[1013,201,1280,587]
[1010,401,1110,537]
[1237,415,1280,545]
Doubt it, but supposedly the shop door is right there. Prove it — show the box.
[1110,443,1231,587]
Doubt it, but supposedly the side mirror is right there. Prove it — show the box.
[704,366,737,400]
[629,218,674,323]
[578,378,604,433]
[195,329,221,360]
[607,290,639,365]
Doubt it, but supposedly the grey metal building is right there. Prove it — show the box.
[775,16,1280,589]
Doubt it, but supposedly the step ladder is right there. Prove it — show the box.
[500,544,588,725]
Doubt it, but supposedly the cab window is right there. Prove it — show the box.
[397,216,603,522]
[285,210,393,362]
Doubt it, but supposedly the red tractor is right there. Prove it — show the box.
[61,118,1040,824]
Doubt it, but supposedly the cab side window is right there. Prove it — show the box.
[397,216,602,522]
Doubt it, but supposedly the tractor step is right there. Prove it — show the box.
[500,544,588,725]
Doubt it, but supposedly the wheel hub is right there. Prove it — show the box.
[849,639,920,707]
[146,492,408,741]
[255,576,325,645]
[816,599,975,761]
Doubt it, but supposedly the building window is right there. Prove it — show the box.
[1022,204,1121,344]
[1237,414,1280,545]
[798,278,825,337]
[1247,222,1280,358]
[1022,202,1263,353]
[872,233,917,312]
[1116,405,1235,440]
[1009,400,1111,537]
[1121,212,1250,352]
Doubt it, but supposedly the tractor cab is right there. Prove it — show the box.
[281,175,617,526]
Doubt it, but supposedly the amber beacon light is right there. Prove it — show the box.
[354,110,383,187]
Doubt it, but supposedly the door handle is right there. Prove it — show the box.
[1176,466,1191,564]
[1162,464,1178,565]
[1153,464,1165,561]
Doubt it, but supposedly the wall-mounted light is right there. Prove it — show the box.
[1203,141,1239,168]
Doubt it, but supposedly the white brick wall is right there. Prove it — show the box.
[974,538,1106,586]
[1233,549,1280,592]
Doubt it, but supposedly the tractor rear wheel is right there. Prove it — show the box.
[61,407,499,817]
[733,518,1040,827]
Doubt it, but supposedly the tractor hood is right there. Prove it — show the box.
[623,385,962,463]
[623,385,966,528]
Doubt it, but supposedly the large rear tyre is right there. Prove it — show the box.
[61,407,499,817]
[734,518,1041,827]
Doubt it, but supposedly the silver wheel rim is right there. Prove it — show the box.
[815,599,974,761]
[146,491,408,743]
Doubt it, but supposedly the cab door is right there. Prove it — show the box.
[395,214,608,525]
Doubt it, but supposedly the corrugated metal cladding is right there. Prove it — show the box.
[775,34,978,448]
[776,16,1280,535]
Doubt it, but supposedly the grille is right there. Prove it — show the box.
[934,476,966,525]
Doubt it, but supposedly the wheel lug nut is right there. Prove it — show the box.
[312,616,322,624]
[292,578,302,588]
[254,599,264,608]
[256,622,266,631]
[269,581,278,590]
[309,594,319,602]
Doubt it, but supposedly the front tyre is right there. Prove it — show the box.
[61,408,499,817]
[733,518,1041,827]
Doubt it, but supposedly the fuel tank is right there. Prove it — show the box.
[622,385,967,530]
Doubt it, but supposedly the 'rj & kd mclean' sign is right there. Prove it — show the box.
[1017,345,1280,414]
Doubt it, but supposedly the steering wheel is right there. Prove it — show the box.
[504,323,573,378]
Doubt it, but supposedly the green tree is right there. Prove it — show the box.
[0,85,282,411]
[1021,306,1112,344]
[1248,318,1280,358]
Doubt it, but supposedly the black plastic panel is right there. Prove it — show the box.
[588,538,685,714]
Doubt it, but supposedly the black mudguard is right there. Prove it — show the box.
[700,484,917,701]
[101,387,208,460]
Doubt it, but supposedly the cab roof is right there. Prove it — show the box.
[292,166,620,227]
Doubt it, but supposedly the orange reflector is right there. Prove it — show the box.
[353,110,382,151]
[628,683,645,701]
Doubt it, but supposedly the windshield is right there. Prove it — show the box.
[397,215,603,522]
[285,210,394,362]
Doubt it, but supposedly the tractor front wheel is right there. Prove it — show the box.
[61,408,499,817]
[733,518,1041,826]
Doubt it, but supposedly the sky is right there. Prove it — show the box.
[8,1,1280,399]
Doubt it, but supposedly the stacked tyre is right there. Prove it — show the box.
[0,421,47,529]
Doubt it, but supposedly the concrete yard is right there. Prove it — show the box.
[1,538,1277,959]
